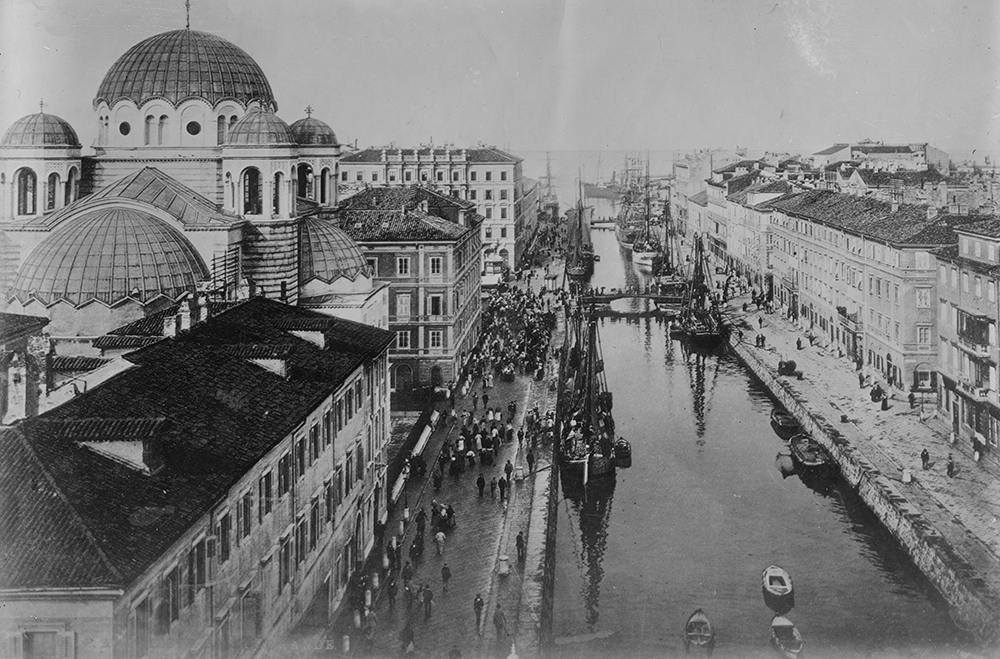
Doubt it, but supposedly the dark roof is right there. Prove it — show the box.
[0,312,49,344]
[856,168,949,187]
[853,144,916,154]
[730,178,795,205]
[339,185,476,214]
[713,159,764,174]
[289,116,338,146]
[724,171,765,198]
[92,335,163,351]
[767,189,979,245]
[2,298,392,590]
[226,109,294,146]
[335,209,471,242]
[341,146,521,164]
[955,218,1000,239]
[49,356,111,372]
[814,144,849,156]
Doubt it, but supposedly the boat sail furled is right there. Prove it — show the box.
[674,234,725,346]
[631,160,663,268]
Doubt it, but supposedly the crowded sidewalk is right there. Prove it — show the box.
[723,293,1000,600]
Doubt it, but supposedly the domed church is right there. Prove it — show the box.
[0,27,386,348]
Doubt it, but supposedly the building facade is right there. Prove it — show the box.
[0,298,393,659]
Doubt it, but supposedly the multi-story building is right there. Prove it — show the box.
[725,179,795,294]
[766,189,977,391]
[812,141,949,171]
[338,146,530,269]
[669,149,742,237]
[0,297,393,658]
[704,163,767,265]
[331,186,482,391]
[934,220,1000,465]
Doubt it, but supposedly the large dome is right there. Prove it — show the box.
[290,117,338,146]
[300,218,369,283]
[1,113,80,148]
[10,207,209,307]
[94,29,276,109]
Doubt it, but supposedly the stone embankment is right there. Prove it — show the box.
[727,333,1000,648]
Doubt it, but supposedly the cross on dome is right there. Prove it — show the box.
[305,105,314,117]
[38,98,44,113]
[185,0,191,29]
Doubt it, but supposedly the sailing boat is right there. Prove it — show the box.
[560,309,620,483]
[675,234,725,346]
[631,161,663,268]
[566,183,594,279]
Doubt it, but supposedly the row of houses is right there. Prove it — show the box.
[670,156,1000,467]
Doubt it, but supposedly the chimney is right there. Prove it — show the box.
[163,313,179,337]
[927,206,939,220]
[178,303,192,332]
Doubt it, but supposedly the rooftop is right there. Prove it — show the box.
[0,312,49,344]
[341,146,521,164]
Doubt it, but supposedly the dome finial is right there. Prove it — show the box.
[185,0,191,29]
[38,98,44,114]
[305,105,313,118]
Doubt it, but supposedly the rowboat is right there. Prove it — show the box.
[789,433,833,475]
[683,608,715,655]
[770,616,804,658]
[761,565,795,614]
[769,408,800,440]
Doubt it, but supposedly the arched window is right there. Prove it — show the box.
[229,115,238,133]
[242,167,262,215]
[158,115,168,145]
[217,116,227,144]
[297,164,313,200]
[65,168,78,206]
[320,168,330,204]
[16,168,37,216]
[46,173,60,211]
[272,172,284,216]
[144,115,154,145]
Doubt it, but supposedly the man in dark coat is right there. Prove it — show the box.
[527,449,535,473]
[423,585,434,620]
[493,604,507,641]
[387,576,397,611]
[498,475,507,502]
[504,459,514,482]
[515,531,526,562]
[477,473,486,497]
[441,563,452,593]
[473,593,485,631]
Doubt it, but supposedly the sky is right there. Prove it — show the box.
[1,0,998,160]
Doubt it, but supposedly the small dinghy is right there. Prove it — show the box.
[770,408,800,440]
[770,616,804,658]
[683,608,715,655]
[614,437,632,468]
[761,565,795,614]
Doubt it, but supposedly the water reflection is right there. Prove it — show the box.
[561,476,616,631]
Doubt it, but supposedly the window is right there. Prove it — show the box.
[119,121,131,136]
[486,207,493,219]
[963,272,970,293]
[325,481,334,522]
[500,207,508,220]
[485,227,492,239]
[894,322,900,341]
[356,171,363,181]
[323,411,332,447]
[219,513,231,563]
[356,443,364,479]
[893,284,899,305]
[158,115,168,145]
[976,277,983,298]
[916,288,931,308]
[346,389,354,419]
[189,538,207,600]
[296,438,306,477]
[279,534,291,592]
[16,168,36,215]
[335,467,344,506]
[46,173,59,210]
[145,115,155,144]
[429,294,443,316]
[470,171,477,182]
[259,471,273,519]
[430,256,442,275]
[309,424,320,464]
[421,172,428,182]
[164,565,181,623]
[430,330,443,349]
[241,491,252,539]
[296,517,308,564]
[243,168,262,215]
[501,170,508,181]
[345,453,354,488]
[133,597,151,658]
[341,171,348,181]
[389,171,397,182]
[278,453,291,495]
[372,171,379,182]
[310,498,320,549]
[469,190,477,200]
[485,189,493,201]
[405,171,413,182]
[240,590,261,649]
[500,188,508,200]
[396,331,410,349]
[436,171,444,181]
[918,326,931,344]
[452,171,460,181]
[396,293,411,318]
[500,227,508,238]
[186,121,201,136]
[337,399,345,431]
[951,268,958,288]
[397,257,410,276]
[486,171,493,182]
[355,381,363,411]
[217,115,227,144]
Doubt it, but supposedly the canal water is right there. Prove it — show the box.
[550,221,971,658]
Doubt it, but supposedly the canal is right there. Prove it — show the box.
[550,222,970,658]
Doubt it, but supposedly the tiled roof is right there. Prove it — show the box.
[856,168,948,187]
[713,159,764,174]
[0,312,49,343]
[341,146,521,164]
[814,144,849,156]
[336,209,470,242]
[5,298,392,590]
[18,167,241,230]
[92,335,163,351]
[854,144,916,154]
[767,189,979,245]
[730,178,794,205]
[955,218,1000,239]
[724,171,765,198]
[339,185,476,213]
[38,417,168,441]
[688,191,709,206]
[50,356,111,372]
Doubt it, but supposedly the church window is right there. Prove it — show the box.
[119,121,131,136]
[186,121,201,136]
[46,173,60,211]
[320,168,330,204]
[16,168,36,215]
[158,115,168,145]
[144,115,154,145]
[217,116,227,144]
[243,168,263,215]
[273,172,284,216]
[229,115,238,130]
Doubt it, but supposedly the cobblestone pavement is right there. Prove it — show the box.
[289,259,565,659]
[723,293,1000,599]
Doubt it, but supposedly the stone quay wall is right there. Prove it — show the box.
[728,335,1000,648]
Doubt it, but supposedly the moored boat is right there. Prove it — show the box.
[683,608,715,655]
[770,616,804,659]
[614,437,631,468]
[770,408,801,440]
[789,433,833,475]
[762,565,795,614]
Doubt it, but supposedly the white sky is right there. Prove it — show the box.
[1,0,998,159]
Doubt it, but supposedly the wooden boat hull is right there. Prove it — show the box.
[789,433,834,475]
[762,565,795,614]
[684,608,715,654]
[770,616,804,659]
[770,409,801,440]
[632,250,662,267]
[614,439,631,468]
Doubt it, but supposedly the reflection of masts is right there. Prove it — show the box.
[563,478,616,630]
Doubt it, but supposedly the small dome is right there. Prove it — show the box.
[1,113,81,148]
[290,117,338,146]
[95,29,276,109]
[226,109,294,146]
[10,207,209,307]
[300,218,369,283]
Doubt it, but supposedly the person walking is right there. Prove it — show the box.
[387,576,397,611]
[477,472,487,497]
[498,475,507,502]
[400,621,415,655]
[505,459,514,482]
[423,585,434,620]
[921,448,930,470]
[402,561,413,586]
[474,594,485,632]
[441,563,452,593]
[527,449,535,473]
[483,392,490,409]
[473,391,479,410]
[490,475,498,499]
[516,531,526,562]
[947,453,955,478]
[435,530,446,555]
[493,604,507,642]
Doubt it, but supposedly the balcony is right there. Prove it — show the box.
[957,336,992,360]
